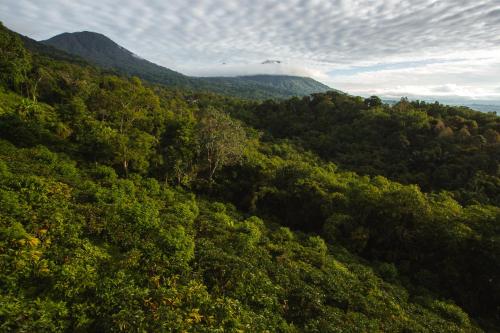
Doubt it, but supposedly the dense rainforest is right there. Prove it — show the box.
[1,22,499,332]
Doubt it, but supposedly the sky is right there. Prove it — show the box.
[1,0,500,102]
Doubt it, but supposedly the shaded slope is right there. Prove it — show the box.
[42,31,332,99]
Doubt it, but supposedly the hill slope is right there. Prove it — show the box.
[2,22,499,331]
[42,31,332,99]
[42,31,192,86]
[203,74,332,98]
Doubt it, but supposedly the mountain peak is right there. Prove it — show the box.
[43,31,130,59]
[44,31,119,46]
[53,30,108,37]
[262,60,282,64]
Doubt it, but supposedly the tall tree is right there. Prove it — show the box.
[87,76,160,176]
[197,107,247,181]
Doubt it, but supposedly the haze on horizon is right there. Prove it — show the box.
[2,0,500,103]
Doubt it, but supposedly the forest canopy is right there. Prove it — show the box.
[0,22,499,332]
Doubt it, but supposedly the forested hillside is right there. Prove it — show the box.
[41,31,332,100]
[229,95,500,206]
[1,22,499,332]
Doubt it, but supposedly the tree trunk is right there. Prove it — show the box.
[208,158,219,182]
[123,160,129,178]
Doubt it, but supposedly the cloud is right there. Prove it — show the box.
[1,0,500,101]
[181,62,328,79]
[327,49,500,100]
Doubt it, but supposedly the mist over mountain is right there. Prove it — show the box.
[42,31,332,99]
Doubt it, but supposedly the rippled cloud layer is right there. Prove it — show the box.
[1,0,499,101]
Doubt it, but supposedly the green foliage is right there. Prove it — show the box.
[233,93,500,206]
[0,25,498,331]
[197,107,248,181]
[0,22,32,93]
[158,110,198,184]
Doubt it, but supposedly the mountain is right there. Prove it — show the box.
[464,103,500,113]
[262,59,282,64]
[222,75,331,95]
[42,31,332,99]
[200,75,332,99]
[42,31,193,86]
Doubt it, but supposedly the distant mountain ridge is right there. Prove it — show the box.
[41,31,333,99]
[383,99,500,113]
